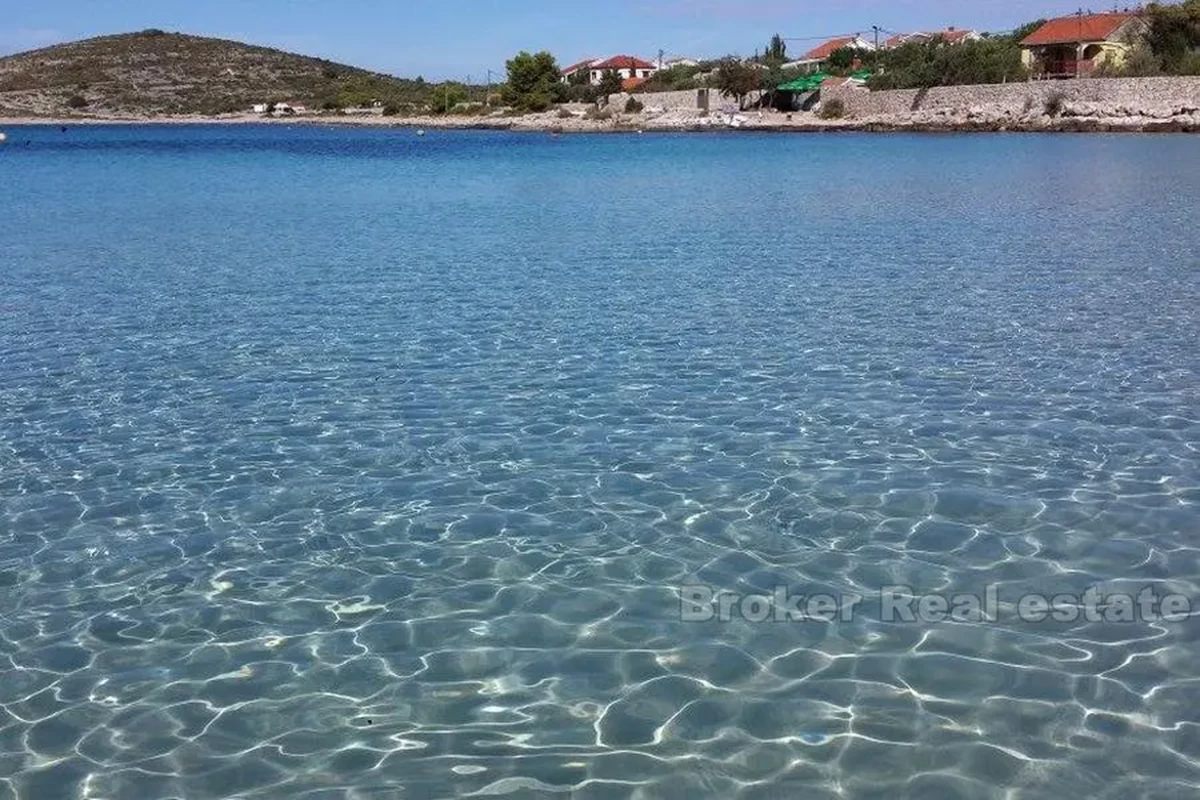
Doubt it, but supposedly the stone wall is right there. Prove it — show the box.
[824,76,1200,118]
[605,88,765,112]
[604,89,709,111]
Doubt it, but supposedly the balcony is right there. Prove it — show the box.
[1037,58,1096,78]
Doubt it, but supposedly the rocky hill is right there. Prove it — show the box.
[0,30,434,117]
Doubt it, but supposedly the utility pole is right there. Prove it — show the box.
[873,25,880,52]
[658,48,665,70]
[486,69,493,107]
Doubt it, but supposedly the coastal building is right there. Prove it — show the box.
[784,35,875,74]
[938,27,982,45]
[589,55,658,85]
[560,55,659,86]
[884,27,981,49]
[1019,12,1148,78]
[560,59,596,84]
[662,57,701,70]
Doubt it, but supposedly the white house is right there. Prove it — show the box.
[663,57,701,70]
[560,55,659,86]
[561,59,596,83]
[884,27,982,49]
[783,34,876,73]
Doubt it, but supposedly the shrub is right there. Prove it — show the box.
[1043,90,1066,117]
[564,84,598,104]
[867,37,1027,90]
[818,97,846,119]
[584,106,614,121]
[66,94,89,109]
[523,93,553,113]
[624,97,644,113]
[557,108,574,119]
[382,104,401,116]
[1121,44,1162,77]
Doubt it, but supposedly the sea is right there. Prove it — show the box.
[1,124,1199,799]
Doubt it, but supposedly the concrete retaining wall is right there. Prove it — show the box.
[824,76,1200,118]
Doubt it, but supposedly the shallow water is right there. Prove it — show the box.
[2,125,1199,799]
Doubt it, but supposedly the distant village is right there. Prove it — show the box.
[556,12,1150,90]
[245,7,1195,127]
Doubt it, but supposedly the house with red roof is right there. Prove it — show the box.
[783,34,875,74]
[883,32,916,49]
[938,27,981,45]
[1019,12,1149,77]
[561,55,659,86]
[560,59,598,84]
[884,27,981,49]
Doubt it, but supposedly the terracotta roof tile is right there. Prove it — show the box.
[1021,13,1138,47]
[561,59,595,76]
[802,36,858,61]
[592,55,656,71]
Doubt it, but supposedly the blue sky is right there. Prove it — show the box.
[2,1,1118,80]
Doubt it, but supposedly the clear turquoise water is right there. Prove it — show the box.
[1,125,1199,799]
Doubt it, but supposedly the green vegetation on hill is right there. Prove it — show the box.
[0,30,480,116]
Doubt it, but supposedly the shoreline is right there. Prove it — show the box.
[2,110,1197,134]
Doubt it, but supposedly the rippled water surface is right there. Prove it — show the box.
[2,125,1200,799]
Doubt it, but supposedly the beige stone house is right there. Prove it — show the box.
[1020,12,1150,78]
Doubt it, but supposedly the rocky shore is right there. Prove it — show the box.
[3,102,1199,134]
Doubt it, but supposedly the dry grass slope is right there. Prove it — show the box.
[0,29,430,117]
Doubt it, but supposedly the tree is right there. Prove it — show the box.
[502,50,563,112]
[1007,19,1047,44]
[713,59,761,109]
[1144,0,1200,75]
[827,46,874,72]
[766,33,787,64]
[597,69,623,99]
